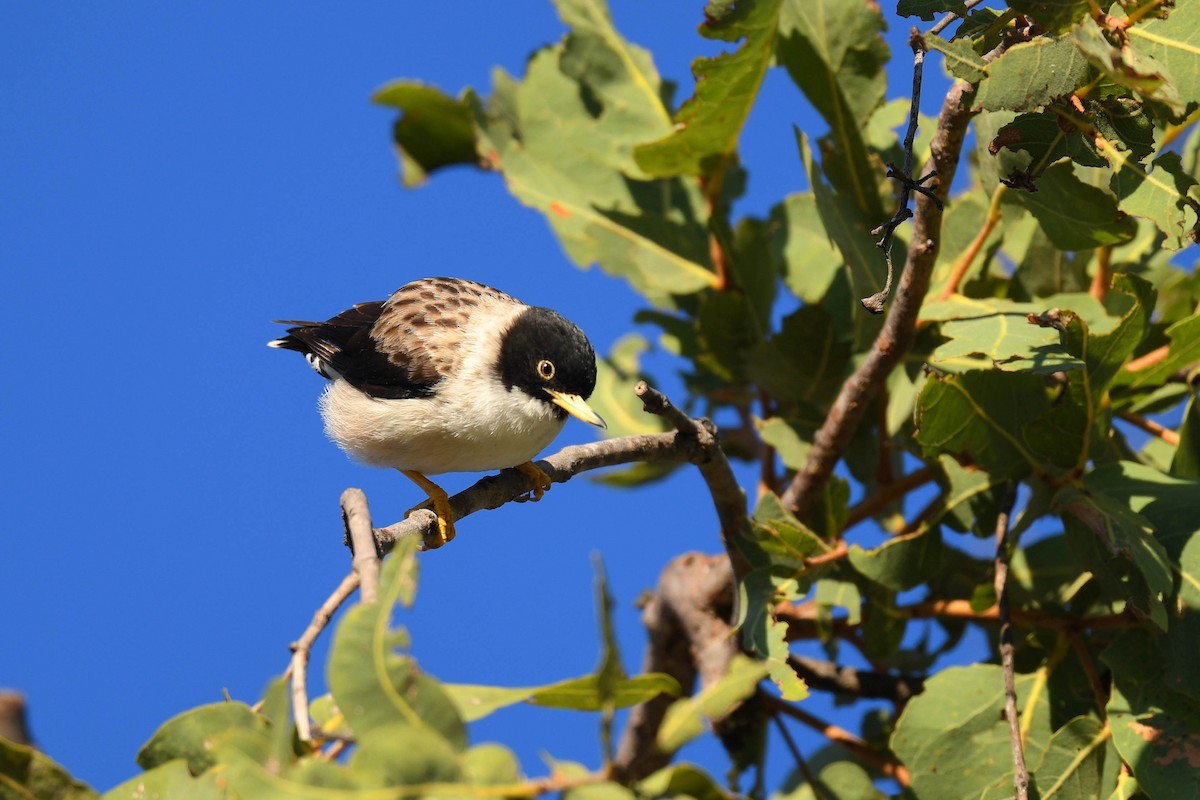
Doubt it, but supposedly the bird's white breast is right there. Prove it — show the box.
[317,303,567,475]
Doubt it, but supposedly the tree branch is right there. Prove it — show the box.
[611,553,738,782]
[764,693,910,787]
[781,79,976,520]
[342,488,380,603]
[993,485,1029,800]
[0,691,33,747]
[374,429,714,553]
[289,571,361,741]
[788,655,925,705]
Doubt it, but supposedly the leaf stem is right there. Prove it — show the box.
[763,693,910,787]
[1118,411,1181,446]
[937,185,1005,300]
[1089,246,1111,302]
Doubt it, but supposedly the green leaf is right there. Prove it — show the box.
[755,416,811,472]
[935,455,1012,538]
[467,0,716,306]
[0,737,99,800]
[1104,630,1200,800]
[1016,160,1138,250]
[528,673,682,712]
[847,526,943,591]
[777,0,888,219]
[103,759,225,800]
[892,665,1054,800]
[1074,20,1185,117]
[1030,716,1108,800]
[1056,481,1172,629]
[634,0,782,178]
[308,694,352,739]
[975,36,1090,113]
[921,294,1086,374]
[991,111,1107,172]
[749,305,850,409]
[1110,151,1200,251]
[588,335,673,487]
[795,131,888,327]
[657,655,769,752]
[814,578,862,626]
[915,369,1049,479]
[461,743,521,787]
[1171,396,1200,479]
[770,193,844,304]
[637,763,726,800]
[896,0,969,21]
[1114,312,1200,394]
[1007,0,1090,34]
[1125,2,1200,120]
[134,700,263,774]
[327,539,467,761]
[926,32,988,84]
[372,81,478,187]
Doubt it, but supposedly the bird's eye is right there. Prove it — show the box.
[537,359,556,380]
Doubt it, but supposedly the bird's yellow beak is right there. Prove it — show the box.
[545,388,607,429]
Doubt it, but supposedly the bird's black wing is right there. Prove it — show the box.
[270,301,439,399]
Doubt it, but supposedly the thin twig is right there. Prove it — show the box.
[775,598,1137,638]
[788,655,924,704]
[928,0,988,36]
[289,571,361,741]
[1124,344,1170,373]
[342,488,380,603]
[865,28,940,313]
[843,465,938,529]
[1067,630,1109,717]
[764,693,911,787]
[635,381,749,620]
[374,427,719,553]
[993,484,1028,800]
[1090,246,1112,301]
[1118,411,1181,446]
[773,713,826,800]
[0,692,32,747]
[937,185,1005,300]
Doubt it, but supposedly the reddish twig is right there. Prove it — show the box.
[1118,411,1181,446]
[765,693,911,787]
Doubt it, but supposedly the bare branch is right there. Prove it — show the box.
[788,655,925,705]
[782,79,976,520]
[843,465,938,530]
[993,484,1029,800]
[342,488,380,603]
[0,691,33,747]
[289,571,361,741]
[375,429,708,553]
[765,693,911,787]
[612,553,738,783]
[636,381,749,582]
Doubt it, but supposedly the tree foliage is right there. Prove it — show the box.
[6,1,1199,798]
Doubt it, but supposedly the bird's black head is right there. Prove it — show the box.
[498,307,605,427]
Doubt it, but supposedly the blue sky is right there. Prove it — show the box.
[2,3,954,791]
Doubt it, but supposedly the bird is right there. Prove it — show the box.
[269,277,607,549]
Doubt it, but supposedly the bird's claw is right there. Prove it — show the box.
[514,462,553,503]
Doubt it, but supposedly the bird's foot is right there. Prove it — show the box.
[400,470,456,549]
[513,461,553,503]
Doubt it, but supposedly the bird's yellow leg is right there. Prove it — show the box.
[400,470,455,548]
[515,461,553,502]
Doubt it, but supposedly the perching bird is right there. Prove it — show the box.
[269,277,606,548]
